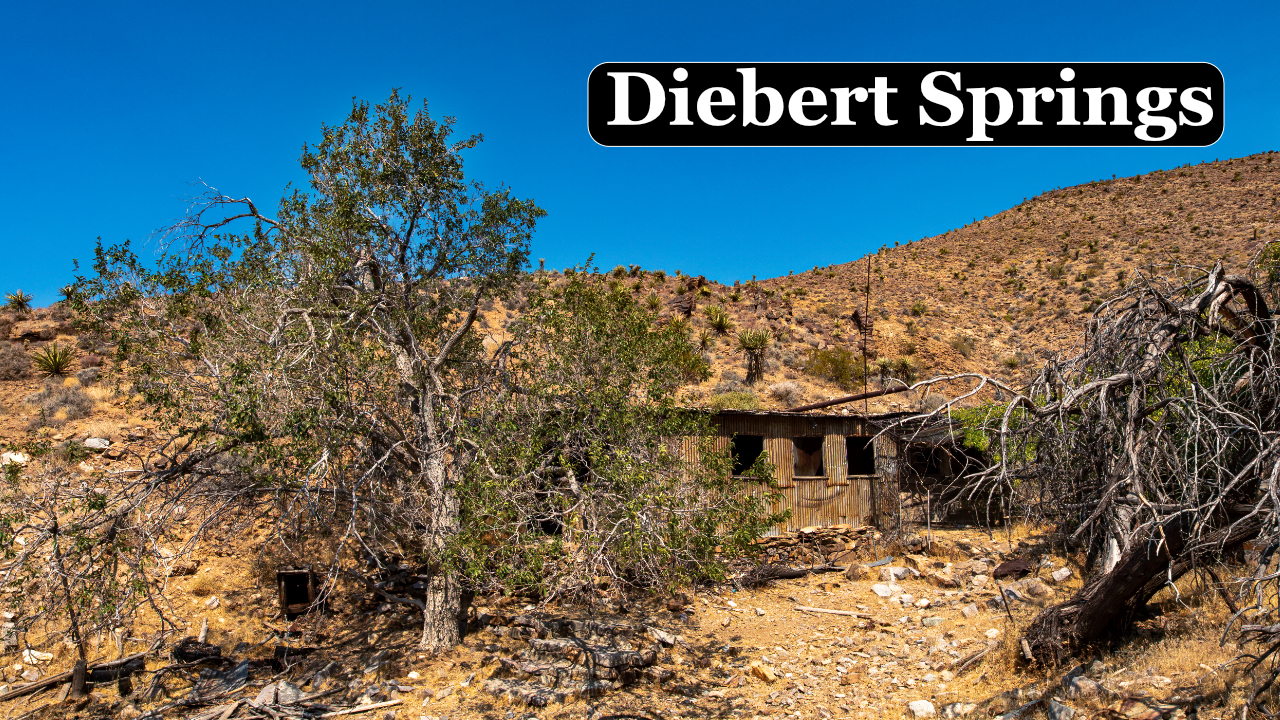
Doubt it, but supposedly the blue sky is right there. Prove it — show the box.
[1,1,1277,305]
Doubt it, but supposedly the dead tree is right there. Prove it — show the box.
[944,262,1280,667]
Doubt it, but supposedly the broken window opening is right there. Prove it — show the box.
[846,436,877,475]
[792,436,825,477]
[731,434,765,476]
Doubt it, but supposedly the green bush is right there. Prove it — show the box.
[909,301,927,316]
[707,391,760,411]
[949,335,976,358]
[805,346,863,390]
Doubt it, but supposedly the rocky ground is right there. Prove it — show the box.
[1,519,1248,720]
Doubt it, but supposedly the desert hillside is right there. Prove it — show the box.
[557,152,1277,413]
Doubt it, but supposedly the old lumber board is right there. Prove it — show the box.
[0,650,150,703]
[793,605,871,618]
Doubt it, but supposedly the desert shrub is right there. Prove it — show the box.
[76,367,101,385]
[80,354,105,368]
[652,270,666,282]
[805,346,863,390]
[1046,262,1067,280]
[909,301,927,316]
[0,342,29,380]
[610,265,627,278]
[32,343,75,377]
[949,335,976,358]
[705,305,734,335]
[707,391,760,411]
[646,293,662,311]
[767,381,803,405]
[876,357,919,385]
[24,380,95,428]
[728,289,742,302]
[697,329,713,352]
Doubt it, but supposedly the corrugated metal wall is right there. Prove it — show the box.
[707,413,900,534]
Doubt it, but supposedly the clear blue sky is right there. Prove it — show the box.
[2,1,1277,305]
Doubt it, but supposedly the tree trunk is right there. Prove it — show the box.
[419,457,463,652]
[1022,512,1261,665]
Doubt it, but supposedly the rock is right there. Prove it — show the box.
[1047,700,1075,720]
[993,558,1032,579]
[908,700,936,718]
[433,686,455,701]
[84,438,111,450]
[871,584,893,598]
[1118,699,1163,720]
[940,670,954,682]
[1009,577,1053,599]
[984,628,1001,639]
[749,661,777,683]
[1051,567,1073,583]
[922,617,944,628]
[845,564,870,581]
[254,681,304,705]
[1066,676,1101,699]
[926,571,959,588]
[880,566,911,582]
[0,452,28,466]
[205,596,220,609]
[971,574,990,589]
[20,666,39,682]
[961,603,979,618]
[21,650,52,664]
[755,607,766,616]
[647,626,677,646]
[915,598,931,608]
[941,703,976,718]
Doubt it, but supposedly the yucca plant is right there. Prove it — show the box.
[58,284,77,303]
[734,328,772,385]
[646,293,662,311]
[697,329,714,352]
[4,290,33,314]
[705,305,734,335]
[32,343,75,377]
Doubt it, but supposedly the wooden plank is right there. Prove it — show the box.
[319,699,402,717]
[793,605,872,618]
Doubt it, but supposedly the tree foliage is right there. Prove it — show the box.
[63,91,782,652]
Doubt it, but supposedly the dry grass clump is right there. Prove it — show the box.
[767,380,804,405]
[0,341,28,380]
[187,571,217,597]
[23,380,96,429]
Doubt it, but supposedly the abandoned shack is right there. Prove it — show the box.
[690,409,942,534]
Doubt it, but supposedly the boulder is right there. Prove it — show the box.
[871,584,893,598]
[941,703,977,719]
[1066,676,1101,699]
[1051,567,1073,583]
[908,700,936,718]
[1047,699,1075,720]
[749,661,777,683]
[879,566,911,582]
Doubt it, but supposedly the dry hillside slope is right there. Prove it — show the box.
[599,151,1280,412]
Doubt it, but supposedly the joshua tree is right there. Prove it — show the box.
[735,328,772,385]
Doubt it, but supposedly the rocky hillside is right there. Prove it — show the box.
[553,152,1280,413]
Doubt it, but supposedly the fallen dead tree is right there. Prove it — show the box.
[885,259,1280,706]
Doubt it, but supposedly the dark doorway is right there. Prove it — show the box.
[846,436,876,475]
[731,434,765,475]
[793,437,825,477]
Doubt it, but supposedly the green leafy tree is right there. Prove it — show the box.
[76,91,782,651]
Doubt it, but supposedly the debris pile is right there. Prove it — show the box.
[754,524,873,566]
[479,613,675,707]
